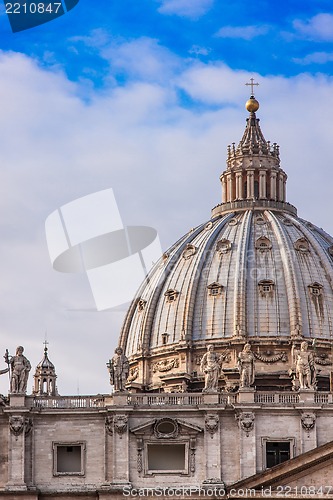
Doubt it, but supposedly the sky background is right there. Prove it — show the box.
[1,0,333,395]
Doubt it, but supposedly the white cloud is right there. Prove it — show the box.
[293,51,333,65]
[100,37,181,83]
[157,0,214,19]
[189,45,211,56]
[293,13,333,41]
[0,47,333,396]
[216,24,270,40]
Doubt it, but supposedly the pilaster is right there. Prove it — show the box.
[236,410,256,479]
[112,413,130,487]
[204,413,222,483]
[270,171,277,200]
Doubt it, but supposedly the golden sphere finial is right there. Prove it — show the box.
[246,97,259,113]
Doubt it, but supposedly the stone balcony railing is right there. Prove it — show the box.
[22,391,333,410]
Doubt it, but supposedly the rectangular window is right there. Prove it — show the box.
[146,443,187,474]
[53,442,85,476]
[266,441,290,468]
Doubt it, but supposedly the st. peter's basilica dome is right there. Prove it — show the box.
[119,94,333,394]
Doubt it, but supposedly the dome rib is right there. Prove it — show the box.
[233,210,252,339]
[267,212,303,338]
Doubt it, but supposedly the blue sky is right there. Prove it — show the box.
[1,0,333,394]
[3,1,333,85]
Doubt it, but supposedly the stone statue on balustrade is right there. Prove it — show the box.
[292,341,316,390]
[107,346,129,392]
[238,343,255,388]
[200,344,224,393]
[7,346,31,394]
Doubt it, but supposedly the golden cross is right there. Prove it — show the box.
[43,339,49,351]
[245,78,259,95]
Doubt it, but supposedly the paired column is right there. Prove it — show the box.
[221,176,227,203]
[270,171,277,200]
[235,172,243,200]
[259,170,267,199]
[246,170,255,199]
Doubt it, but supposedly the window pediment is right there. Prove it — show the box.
[255,236,272,252]
[216,238,232,254]
[164,289,179,303]
[294,238,310,253]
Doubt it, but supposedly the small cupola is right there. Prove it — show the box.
[33,342,58,396]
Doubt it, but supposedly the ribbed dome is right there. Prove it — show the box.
[119,94,333,393]
[37,348,55,371]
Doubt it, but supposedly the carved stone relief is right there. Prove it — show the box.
[9,415,27,438]
[253,350,288,363]
[152,358,179,373]
[128,366,139,382]
[137,437,143,473]
[114,415,128,438]
[301,412,316,436]
[236,412,255,436]
[105,416,113,435]
[182,244,197,260]
[190,437,196,473]
[205,414,219,438]
[25,418,33,436]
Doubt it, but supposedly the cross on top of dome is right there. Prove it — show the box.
[245,77,259,97]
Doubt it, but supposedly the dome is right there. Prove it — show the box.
[119,94,333,393]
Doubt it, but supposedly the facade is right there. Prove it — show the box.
[1,94,333,499]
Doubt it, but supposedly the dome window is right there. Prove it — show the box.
[258,279,275,295]
[137,299,147,312]
[255,236,272,252]
[255,216,265,225]
[229,218,238,226]
[182,244,197,260]
[161,333,170,345]
[282,218,293,226]
[205,221,213,230]
[207,282,223,296]
[328,245,333,257]
[164,289,179,303]
[308,282,323,296]
[216,238,232,254]
[294,238,310,253]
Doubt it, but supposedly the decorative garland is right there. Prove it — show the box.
[253,351,288,363]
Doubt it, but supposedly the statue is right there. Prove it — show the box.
[200,344,223,392]
[8,346,31,394]
[107,347,129,392]
[238,343,255,388]
[292,341,316,389]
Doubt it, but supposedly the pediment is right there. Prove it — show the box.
[229,440,333,492]
[130,417,203,436]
